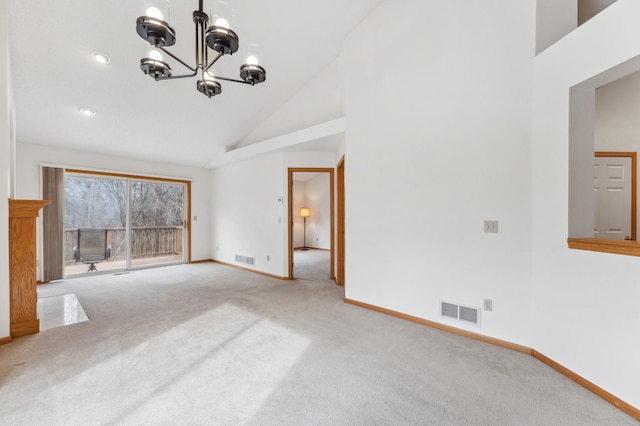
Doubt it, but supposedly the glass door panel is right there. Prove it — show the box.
[64,175,128,276]
[129,180,186,268]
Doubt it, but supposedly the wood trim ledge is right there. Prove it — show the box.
[567,238,640,257]
[0,336,12,345]
[344,298,639,421]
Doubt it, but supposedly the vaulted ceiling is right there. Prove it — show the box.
[8,0,383,167]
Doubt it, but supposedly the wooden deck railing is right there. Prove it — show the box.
[64,227,183,264]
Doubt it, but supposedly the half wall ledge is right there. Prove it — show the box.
[567,238,640,257]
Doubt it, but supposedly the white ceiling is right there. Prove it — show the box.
[8,0,382,167]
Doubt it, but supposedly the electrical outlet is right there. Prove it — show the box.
[216,246,219,252]
[267,255,270,261]
[484,220,498,233]
[483,298,493,311]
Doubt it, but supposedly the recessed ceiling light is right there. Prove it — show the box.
[90,50,111,64]
[79,107,96,117]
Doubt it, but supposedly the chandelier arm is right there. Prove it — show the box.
[203,51,224,73]
[210,75,253,85]
[157,46,197,72]
[161,70,199,80]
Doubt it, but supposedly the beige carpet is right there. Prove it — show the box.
[0,255,636,425]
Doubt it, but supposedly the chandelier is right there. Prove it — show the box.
[135,0,266,98]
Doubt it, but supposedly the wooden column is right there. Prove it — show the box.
[9,199,51,338]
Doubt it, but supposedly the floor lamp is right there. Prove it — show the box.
[300,207,310,250]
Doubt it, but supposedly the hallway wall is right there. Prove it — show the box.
[345,0,534,345]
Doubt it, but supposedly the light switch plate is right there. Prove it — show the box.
[484,220,498,233]
[483,298,493,311]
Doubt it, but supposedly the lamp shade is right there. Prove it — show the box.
[244,44,263,66]
[300,207,310,218]
[212,1,235,28]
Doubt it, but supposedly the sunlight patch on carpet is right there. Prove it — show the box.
[31,302,312,423]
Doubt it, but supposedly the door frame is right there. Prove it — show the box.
[336,156,345,286]
[64,169,192,275]
[287,168,335,280]
[594,152,637,241]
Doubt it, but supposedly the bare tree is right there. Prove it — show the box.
[65,176,184,229]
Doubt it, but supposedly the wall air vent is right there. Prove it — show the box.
[441,302,459,319]
[440,300,481,326]
[235,255,255,266]
[459,305,479,324]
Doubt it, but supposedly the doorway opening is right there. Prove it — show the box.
[62,170,190,277]
[287,168,334,281]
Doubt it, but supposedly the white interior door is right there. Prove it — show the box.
[594,156,632,239]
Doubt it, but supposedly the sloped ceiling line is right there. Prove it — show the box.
[206,117,345,168]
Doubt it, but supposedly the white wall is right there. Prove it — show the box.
[0,0,13,340]
[568,87,596,237]
[536,1,621,54]
[594,70,640,232]
[595,70,640,145]
[536,0,577,54]
[533,0,640,407]
[211,151,337,278]
[579,0,618,25]
[336,134,345,164]
[239,57,345,148]
[339,0,639,408]
[15,143,212,263]
[345,0,535,344]
[211,153,287,277]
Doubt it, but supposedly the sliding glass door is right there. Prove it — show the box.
[64,172,187,277]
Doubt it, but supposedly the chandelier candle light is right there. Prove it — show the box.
[136,0,266,98]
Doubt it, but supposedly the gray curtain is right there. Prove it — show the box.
[42,167,64,282]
